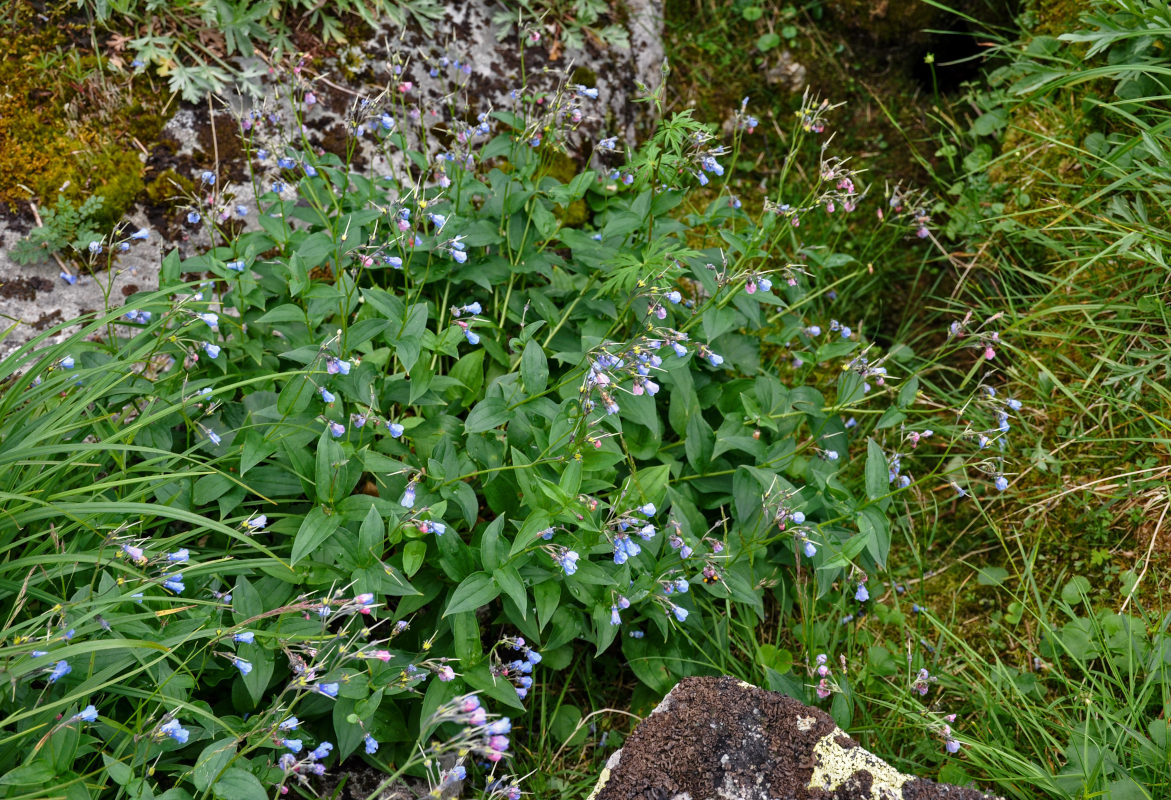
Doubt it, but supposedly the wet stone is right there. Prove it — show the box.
[590,677,1001,800]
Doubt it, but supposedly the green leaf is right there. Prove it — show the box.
[314,432,345,505]
[465,397,511,433]
[874,407,906,429]
[232,576,263,625]
[212,769,268,800]
[493,566,527,618]
[257,304,307,325]
[403,540,426,577]
[101,755,132,786]
[1061,576,1092,605]
[865,439,889,509]
[897,376,919,407]
[756,32,781,51]
[480,516,506,572]
[520,340,548,393]
[820,532,871,571]
[444,571,500,616]
[1,761,57,785]
[290,506,342,565]
[534,581,561,630]
[193,739,237,792]
[450,610,483,662]
[359,505,384,557]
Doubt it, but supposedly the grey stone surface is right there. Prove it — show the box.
[0,1,665,361]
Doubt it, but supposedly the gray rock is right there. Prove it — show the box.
[589,676,1000,800]
[0,1,665,360]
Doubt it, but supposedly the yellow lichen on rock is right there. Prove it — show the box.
[807,727,914,799]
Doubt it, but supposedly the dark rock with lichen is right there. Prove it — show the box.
[590,677,1001,800]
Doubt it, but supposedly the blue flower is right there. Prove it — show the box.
[203,343,221,359]
[995,475,1009,492]
[638,503,656,516]
[197,313,218,330]
[48,660,71,683]
[233,657,252,676]
[706,352,724,367]
[400,484,416,508]
[159,719,189,744]
[675,578,689,593]
[60,271,77,285]
[187,211,201,224]
[283,738,303,753]
[465,330,480,345]
[244,514,267,531]
[59,356,75,369]
[387,421,405,438]
[73,705,98,723]
[803,539,817,558]
[315,683,339,698]
[167,549,189,562]
[384,255,403,268]
[326,357,351,375]
[610,605,621,625]
[671,605,688,623]
[163,574,185,594]
[319,387,335,403]
[200,171,215,185]
[328,421,345,438]
[364,734,379,754]
[279,717,300,731]
[226,260,246,272]
[233,631,254,644]
[855,583,869,602]
[309,741,334,759]
[556,550,579,576]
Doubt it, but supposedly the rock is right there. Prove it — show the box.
[0,1,666,360]
[589,676,999,800]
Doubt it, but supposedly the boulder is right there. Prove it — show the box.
[590,676,999,800]
[0,0,665,359]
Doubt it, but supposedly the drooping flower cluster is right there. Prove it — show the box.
[493,637,542,699]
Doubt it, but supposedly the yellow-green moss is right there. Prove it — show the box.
[0,2,166,226]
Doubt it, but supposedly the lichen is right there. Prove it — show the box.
[808,727,913,799]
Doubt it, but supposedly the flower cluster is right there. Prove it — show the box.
[493,637,542,699]
[115,539,190,595]
[424,693,514,763]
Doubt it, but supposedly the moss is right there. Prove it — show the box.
[570,65,598,87]
[143,168,197,209]
[0,1,169,227]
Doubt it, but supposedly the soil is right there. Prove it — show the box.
[595,677,993,800]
